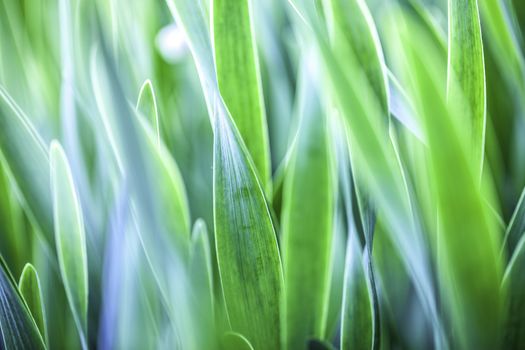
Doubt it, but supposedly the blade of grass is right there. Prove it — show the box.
[447,0,486,175]
[189,219,215,349]
[388,11,504,349]
[0,256,46,349]
[50,141,88,349]
[212,0,271,192]
[18,264,47,346]
[341,233,374,350]
[281,53,335,349]
[137,79,160,147]
[213,103,283,350]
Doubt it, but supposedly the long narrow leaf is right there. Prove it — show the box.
[18,263,47,346]
[281,55,335,349]
[214,105,283,350]
[447,0,486,174]
[50,141,88,349]
[212,0,271,191]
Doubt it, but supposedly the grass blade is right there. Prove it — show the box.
[447,0,486,174]
[50,141,88,349]
[212,0,271,191]
[281,55,335,349]
[0,257,46,349]
[214,104,283,350]
[137,79,161,147]
[189,219,215,349]
[341,233,373,350]
[388,12,504,349]
[18,264,47,346]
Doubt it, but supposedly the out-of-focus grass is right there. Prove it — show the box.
[0,0,524,349]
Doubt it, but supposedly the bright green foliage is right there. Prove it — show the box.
[281,58,335,349]
[448,0,486,175]
[212,0,271,192]
[0,0,524,349]
[213,109,283,350]
[50,141,88,348]
[19,264,47,345]
[389,13,503,349]
[341,234,373,350]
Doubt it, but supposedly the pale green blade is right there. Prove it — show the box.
[18,263,47,346]
[214,106,283,350]
[137,79,161,147]
[212,0,271,192]
[388,12,504,349]
[341,233,374,350]
[221,331,254,350]
[502,233,525,347]
[50,141,88,349]
[0,86,52,239]
[281,55,335,349]
[0,257,46,350]
[189,219,215,349]
[447,0,486,175]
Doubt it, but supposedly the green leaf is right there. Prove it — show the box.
[0,257,46,349]
[0,85,52,239]
[447,0,486,175]
[212,0,271,192]
[502,187,525,257]
[502,233,525,347]
[18,263,47,346]
[189,219,215,349]
[137,79,160,147]
[50,141,88,349]
[136,109,191,246]
[281,56,335,349]
[388,12,504,349]
[214,107,283,350]
[341,233,374,350]
[221,331,254,350]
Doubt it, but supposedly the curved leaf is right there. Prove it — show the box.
[0,257,45,349]
[18,263,47,345]
[50,141,88,348]
[221,331,254,350]
[214,106,283,350]
[212,0,271,191]
[137,79,160,147]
